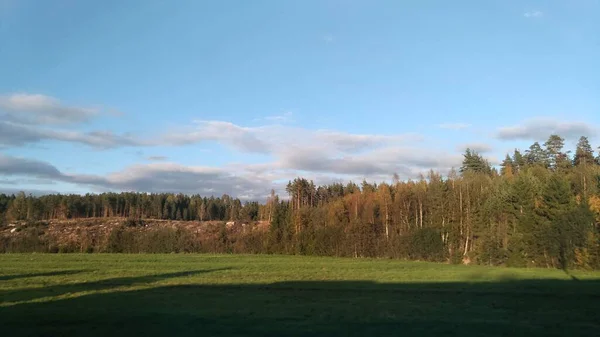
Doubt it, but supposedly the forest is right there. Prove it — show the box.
[1,134,600,269]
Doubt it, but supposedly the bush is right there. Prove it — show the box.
[139,227,181,253]
[409,228,445,262]
[105,226,135,253]
[449,251,464,265]
[506,249,527,268]
[102,226,200,254]
[0,227,48,253]
[123,218,145,228]
[476,236,508,266]
[58,242,78,253]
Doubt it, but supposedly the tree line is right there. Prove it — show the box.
[0,192,261,223]
[2,134,600,269]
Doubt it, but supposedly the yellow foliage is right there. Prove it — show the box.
[501,165,513,179]
[576,231,600,270]
[534,197,542,209]
[588,195,600,223]
[574,248,591,270]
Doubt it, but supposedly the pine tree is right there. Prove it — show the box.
[544,134,564,161]
[574,136,595,166]
[500,154,514,178]
[7,191,28,221]
[525,142,547,167]
[535,174,574,268]
[460,148,492,175]
[512,149,525,173]
[544,134,571,170]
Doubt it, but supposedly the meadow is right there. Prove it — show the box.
[1,254,600,336]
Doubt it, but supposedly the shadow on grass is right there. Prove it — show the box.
[0,269,90,281]
[0,268,232,304]
[1,278,599,337]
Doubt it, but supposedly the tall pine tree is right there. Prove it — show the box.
[500,154,514,178]
[460,148,492,175]
[525,142,548,167]
[574,136,595,166]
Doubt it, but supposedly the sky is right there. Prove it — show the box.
[0,0,599,200]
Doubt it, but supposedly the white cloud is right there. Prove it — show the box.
[0,93,98,125]
[160,121,423,156]
[0,150,462,200]
[0,121,145,149]
[0,154,63,179]
[80,163,271,200]
[496,118,596,141]
[438,123,471,130]
[0,187,67,197]
[0,92,506,198]
[161,120,271,153]
[0,123,466,199]
[524,11,543,18]
[264,111,294,123]
[456,143,493,154]
[0,154,274,200]
[0,93,137,149]
[323,34,334,43]
[314,130,423,153]
[274,145,463,179]
[0,94,426,158]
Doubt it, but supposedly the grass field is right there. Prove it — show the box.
[1,254,600,336]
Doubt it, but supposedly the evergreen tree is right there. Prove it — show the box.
[512,149,525,173]
[525,142,548,167]
[544,135,565,165]
[500,154,514,178]
[535,174,574,268]
[460,148,491,175]
[7,192,28,221]
[574,136,595,166]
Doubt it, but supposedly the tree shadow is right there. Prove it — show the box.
[0,269,90,281]
[0,268,232,304]
[1,278,599,337]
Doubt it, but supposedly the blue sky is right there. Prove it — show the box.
[1,0,599,199]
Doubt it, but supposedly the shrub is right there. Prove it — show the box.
[409,228,445,262]
[105,226,136,253]
[506,249,527,268]
[123,218,145,228]
[0,227,48,253]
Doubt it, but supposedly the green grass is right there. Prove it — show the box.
[1,254,600,336]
